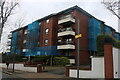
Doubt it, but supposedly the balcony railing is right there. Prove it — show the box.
[24,30,27,34]
[58,15,75,24]
[57,44,75,49]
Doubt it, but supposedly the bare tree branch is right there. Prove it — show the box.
[102,0,120,19]
[0,0,19,43]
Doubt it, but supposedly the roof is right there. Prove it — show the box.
[11,25,28,33]
[11,5,117,33]
[104,24,116,31]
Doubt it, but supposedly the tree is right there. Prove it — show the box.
[0,0,19,42]
[102,0,120,19]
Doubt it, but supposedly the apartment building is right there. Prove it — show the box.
[6,5,120,65]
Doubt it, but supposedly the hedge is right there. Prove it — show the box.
[96,35,120,56]
[53,57,69,66]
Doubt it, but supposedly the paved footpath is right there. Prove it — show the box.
[2,68,69,78]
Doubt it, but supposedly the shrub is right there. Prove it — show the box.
[31,55,50,63]
[53,57,69,66]
[96,35,120,56]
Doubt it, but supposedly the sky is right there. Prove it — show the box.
[0,0,119,52]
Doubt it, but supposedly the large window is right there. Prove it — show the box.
[44,39,48,45]
[45,28,49,34]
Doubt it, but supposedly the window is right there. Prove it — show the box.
[45,28,49,34]
[39,22,41,25]
[58,39,61,42]
[44,39,48,45]
[46,19,49,23]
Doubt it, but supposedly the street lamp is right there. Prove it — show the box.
[75,19,82,78]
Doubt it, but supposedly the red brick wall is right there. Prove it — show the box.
[40,16,58,47]
[72,10,90,65]
[104,44,114,78]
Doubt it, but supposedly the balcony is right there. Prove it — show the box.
[23,49,26,52]
[58,27,75,37]
[7,46,11,49]
[23,40,26,43]
[57,41,75,49]
[7,41,11,46]
[57,44,75,49]
[8,34,12,39]
[24,30,27,34]
[6,49,10,52]
[58,15,75,25]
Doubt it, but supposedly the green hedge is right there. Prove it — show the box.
[96,35,120,56]
[53,57,69,66]
[31,55,50,62]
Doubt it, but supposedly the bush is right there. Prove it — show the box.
[31,55,50,63]
[53,57,69,66]
[96,35,120,56]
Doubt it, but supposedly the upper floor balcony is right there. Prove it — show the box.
[58,27,75,37]
[8,34,12,39]
[24,30,27,34]
[7,41,11,46]
[6,49,10,52]
[57,41,75,49]
[58,15,75,25]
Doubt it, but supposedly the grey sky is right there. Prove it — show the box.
[0,0,118,52]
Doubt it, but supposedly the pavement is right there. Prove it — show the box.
[2,68,69,79]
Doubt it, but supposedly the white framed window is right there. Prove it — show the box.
[46,19,50,23]
[45,28,49,34]
[44,39,48,45]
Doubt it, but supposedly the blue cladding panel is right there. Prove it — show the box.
[25,46,60,56]
[114,33,119,40]
[25,21,40,56]
[104,26,111,35]
[88,18,101,51]
[11,32,22,54]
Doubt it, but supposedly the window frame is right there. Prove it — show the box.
[44,39,48,45]
[45,28,49,34]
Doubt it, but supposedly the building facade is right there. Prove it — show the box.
[6,5,120,65]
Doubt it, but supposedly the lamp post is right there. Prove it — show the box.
[75,19,81,78]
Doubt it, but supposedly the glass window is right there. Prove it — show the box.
[39,22,41,25]
[44,39,48,45]
[46,19,49,23]
[45,28,49,34]
[58,39,61,42]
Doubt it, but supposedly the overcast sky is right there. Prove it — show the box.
[0,0,119,52]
